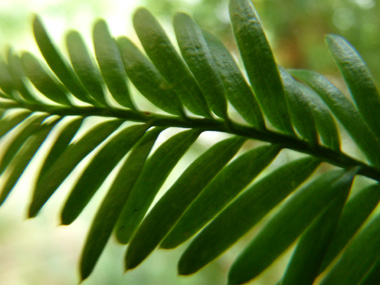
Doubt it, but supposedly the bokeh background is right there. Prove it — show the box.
[0,0,379,284]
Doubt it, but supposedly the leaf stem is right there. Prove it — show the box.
[2,100,380,181]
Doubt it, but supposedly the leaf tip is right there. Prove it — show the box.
[60,214,71,226]
[177,258,196,276]
[79,269,90,283]
[133,7,150,18]
[93,18,108,34]
[32,14,42,26]
[324,34,342,46]
[124,259,135,271]
[28,204,39,218]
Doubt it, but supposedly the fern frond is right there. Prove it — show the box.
[1,0,380,284]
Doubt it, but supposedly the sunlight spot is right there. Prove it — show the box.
[351,0,375,9]
[333,8,355,31]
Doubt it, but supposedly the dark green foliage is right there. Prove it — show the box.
[0,0,379,284]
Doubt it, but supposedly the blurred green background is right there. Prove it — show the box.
[0,0,379,284]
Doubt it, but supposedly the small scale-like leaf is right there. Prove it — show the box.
[115,129,200,244]
[282,180,350,285]
[319,183,380,272]
[61,124,148,225]
[126,136,246,270]
[80,128,162,281]
[173,12,227,119]
[93,20,135,109]
[133,8,211,118]
[228,168,356,285]
[229,0,293,134]
[178,157,320,276]
[33,16,94,104]
[28,119,123,217]
[162,145,280,249]
[0,117,60,205]
[325,35,380,140]
[203,31,265,128]
[0,114,48,174]
[21,52,72,105]
[290,69,380,168]
[116,37,185,116]
[66,31,107,106]
[0,111,31,139]
[321,213,380,285]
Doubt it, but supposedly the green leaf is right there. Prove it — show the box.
[0,111,31,139]
[65,31,107,106]
[125,136,246,270]
[21,52,72,105]
[281,180,350,285]
[0,90,10,99]
[228,168,356,285]
[321,213,380,285]
[162,145,280,249]
[203,31,265,128]
[6,50,39,103]
[280,68,318,145]
[80,127,162,281]
[297,82,340,151]
[290,69,380,168]
[178,157,320,276]
[0,114,48,174]
[114,129,200,244]
[0,117,60,205]
[133,8,211,118]
[38,117,84,178]
[28,119,123,217]
[0,60,16,97]
[229,0,293,134]
[281,68,340,150]
[360,256,380,285]
[173,12,227,119]
[61,124,148,225]
[116,37,185,116]
[92,20,135,109]
[325,35,380,140]
[33,16,94,104]
[319,183,380,272]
